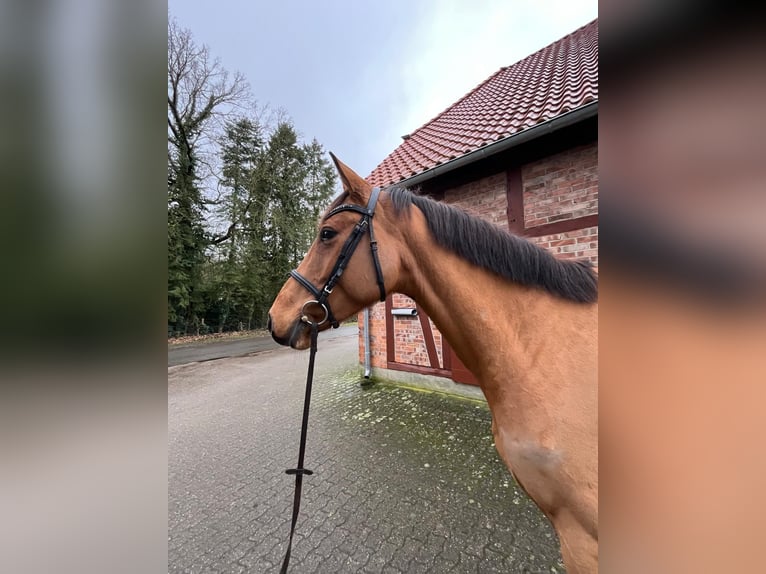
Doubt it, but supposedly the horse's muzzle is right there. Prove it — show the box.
[269,316,311,349]
[268,313,292,347]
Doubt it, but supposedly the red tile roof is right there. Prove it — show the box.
[367,19,598,187]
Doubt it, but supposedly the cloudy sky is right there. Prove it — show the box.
[169,0,597,179]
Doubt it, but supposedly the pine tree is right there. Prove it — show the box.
[204,120,338,332]
[213,117,267,331]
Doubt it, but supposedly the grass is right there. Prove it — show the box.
[168,317,358,347]
[168,329,269,347]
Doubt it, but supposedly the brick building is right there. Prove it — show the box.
[360,19,598,391]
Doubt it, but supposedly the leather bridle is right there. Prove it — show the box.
[279,187,387,573]
[289,186,387,329]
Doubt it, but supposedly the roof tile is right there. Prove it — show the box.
[368,19,598,187]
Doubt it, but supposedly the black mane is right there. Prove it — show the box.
[388,187,598,303]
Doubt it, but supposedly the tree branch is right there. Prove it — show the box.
[209,222,236,245]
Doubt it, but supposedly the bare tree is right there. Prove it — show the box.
[167,18,248,188]
[167,17,248,333]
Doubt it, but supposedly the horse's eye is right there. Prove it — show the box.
[320,228,337,242]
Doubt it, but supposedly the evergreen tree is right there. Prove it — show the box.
[213,117,267,331]
[199,119,337,333]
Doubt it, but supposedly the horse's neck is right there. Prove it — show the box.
[402,246,536,378]
[397,225,592,415]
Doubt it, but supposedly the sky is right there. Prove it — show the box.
[168,0,598,180]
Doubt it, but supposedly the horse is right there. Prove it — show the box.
[268,155,598,573]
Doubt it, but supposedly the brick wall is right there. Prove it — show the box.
[357,294,444,370]
[530,226,599,265]
[392,296,429,366]
[523,143,598,228]
[443,172,508,231]
[358,301,387,368]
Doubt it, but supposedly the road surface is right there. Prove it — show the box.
[167,324,358,366]
[168,326,563,573]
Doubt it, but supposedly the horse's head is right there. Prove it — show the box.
[268,155,401,349]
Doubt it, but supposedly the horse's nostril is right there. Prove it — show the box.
[267,314,273,332]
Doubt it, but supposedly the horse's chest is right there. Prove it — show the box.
[492,421,565,509]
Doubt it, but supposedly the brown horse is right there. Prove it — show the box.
[268,155,598,573]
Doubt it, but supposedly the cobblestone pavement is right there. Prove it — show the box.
[168,331,564,573]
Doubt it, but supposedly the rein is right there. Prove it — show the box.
[280,188,386,573]
[279,321,317,574]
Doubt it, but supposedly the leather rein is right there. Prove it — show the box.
[279,187,386,573]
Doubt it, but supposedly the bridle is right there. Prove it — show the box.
[279,187,387,573]
[288,186,387,329]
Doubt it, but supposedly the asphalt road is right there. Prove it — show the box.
[168,327,563,573]
[167,325,359,366]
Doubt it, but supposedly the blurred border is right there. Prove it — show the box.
[600,2,766,572]
[1,1,167,573]
[1,1,765,573]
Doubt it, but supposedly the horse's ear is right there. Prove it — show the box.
[329,152,371,205]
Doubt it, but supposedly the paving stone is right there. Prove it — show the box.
[169,333,562,573]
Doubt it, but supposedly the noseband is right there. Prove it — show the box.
[289,187,387,328]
